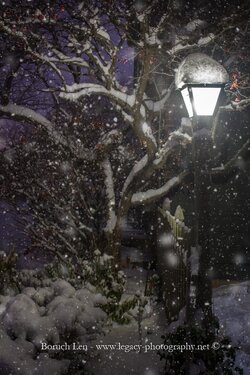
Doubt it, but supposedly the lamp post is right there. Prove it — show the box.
[175,53,228,325]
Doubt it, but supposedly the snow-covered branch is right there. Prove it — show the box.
[102,158,117,233]
[0,22,68,85]
[121,126,191,202]
[211,138,250,182]
[60,83,135,112]
[46,48,89,68]
[0,103,63,144]
[0,103,93,160]
[121,154,148,195]
[152,129,192,170]
[131,171,189,206]
[144,83,174,113]
[139,121,158,150]
[212,99,250,139]
[167,33,215,55]
[233,98,250,111]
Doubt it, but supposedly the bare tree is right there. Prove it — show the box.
[0,0,249,261]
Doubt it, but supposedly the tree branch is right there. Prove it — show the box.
[102,158,117,234]
[0,103,93,160]
[211,138,250,183]
[131,171,189,205]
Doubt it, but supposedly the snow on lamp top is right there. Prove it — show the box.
[175,53,229,89]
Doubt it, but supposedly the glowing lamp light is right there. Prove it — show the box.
[176,53,229,118]
[180,85,222,117]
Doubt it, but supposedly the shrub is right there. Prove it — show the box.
[158,316,243,375]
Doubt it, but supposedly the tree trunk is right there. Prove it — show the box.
[105,226,122,264]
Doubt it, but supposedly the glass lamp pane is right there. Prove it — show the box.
[181,87,193,117]
[192,87,221,116]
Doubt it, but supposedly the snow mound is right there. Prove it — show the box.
[0,278,108,374]
[53,279,75,297]
[0,328,69,375]
[213,282,250,373]
[186,19,207,32]
[213,281,250,350]
[175,53,229,89]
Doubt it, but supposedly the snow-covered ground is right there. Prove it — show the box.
[85,267,165,375]
[86,279,250,375]
[85,306,166,375]
[1,265,250,375]
[213,281,250,373]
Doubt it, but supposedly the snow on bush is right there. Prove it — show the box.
[0,278,107,374]
[0,327,69,375]
[0,251,142,374]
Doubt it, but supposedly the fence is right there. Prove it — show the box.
[157,206,191,321]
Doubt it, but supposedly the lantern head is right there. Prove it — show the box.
[175,53,229,118]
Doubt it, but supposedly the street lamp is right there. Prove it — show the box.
[175,53,228,325]
[176,53,228,117]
